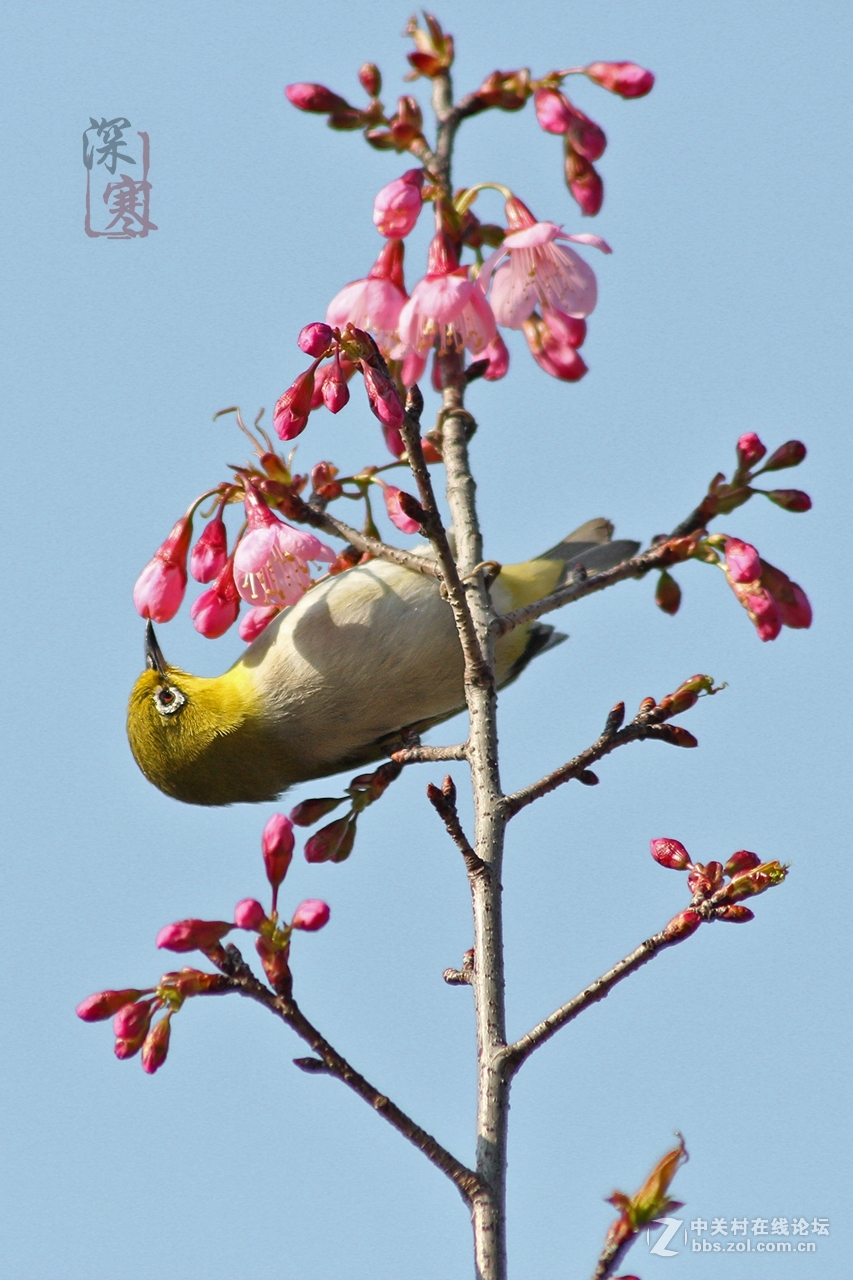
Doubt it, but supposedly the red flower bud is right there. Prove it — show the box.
[358,63,381,97]
[650,838,691,870]
[291,899,331,931]
[155,919,233,953]
[736,432,766,468]
[190,557,240,639]
[113,999,155,1043]
[290,796,345,826]
[761,439,806,472]
[234,898,267,930]
[159,969,229,997]
[663,909,702,942]
[273,369,316,441]
[297,322,334,357]
[724,861,787,901]
[655,570,681,616]
[285,83,350,114]
[724,850,761,878]
[133,513,193,623]
[585,61,655,98]
[76,989,145,1022]
[261,813,295,904]
[564,145,603,216]
[715,904,754,923]
[763,488,812,512]
[361,363,404,429]
[190,513,229,583]
[141,1015,171,1074]
[304,815,356,863]
[725,537,761,584]
[534,87,575,134]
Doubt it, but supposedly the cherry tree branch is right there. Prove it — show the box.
[501,697,699,820]
[214,942,482,1203]
[502,917,698,1076]
[297,498,441,579]
[392,743,469,764]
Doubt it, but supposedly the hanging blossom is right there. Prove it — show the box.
[326,239,408,358]
[233,488,335,613]
[481,196,611,328]
[373,169,425,238]
[398,231,496,357]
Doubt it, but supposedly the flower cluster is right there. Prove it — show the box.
[76,817,331,1071]
[652,432,812,640]
[650,838,788,937]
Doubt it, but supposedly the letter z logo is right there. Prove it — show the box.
[648,1216,683,1257]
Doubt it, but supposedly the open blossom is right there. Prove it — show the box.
[398,231,496,357]
[133,512,193,623]
[326,239,408,356]
[482,197,610,328]
[373,169,424,238]
[234,489,334,611]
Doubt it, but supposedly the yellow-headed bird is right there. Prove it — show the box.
[127,519,638,805]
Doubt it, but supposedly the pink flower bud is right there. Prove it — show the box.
[650,838,691,870]
[724,850,761,878]
[290,796,344,826]
[261,813,294,902]
[564,147,603,216]
[234,898,267,930]
[585,61,655,98]
[133,513,193,623]
[297,323,334,357]
[373,169,425,238]
[76,989,145,1021]
[715,904,754,923]
[291,899,331,931]
[480,332,510,381]
[534,87,574,134]
[759,561,812,629]
[113,999,155,1043]
[379,482,421,534]
[285,83,349,113]
[725,538,761,584]
[761,439,807,472]
[764,488,812,512]
[239,605,280,643]
[321,358,351,414]
[736,432,766,468]
[190,513,228,583]
[361,363,404,429]
[141,1015,171,1074]
[522,310,589,382]
[744,589,783,641]
[565,106,607,163]
[359,62,381,97]
[382,422,407,458]
[190,558,241,638]
[273,369,316,441]
[663,909,702,942]
[114,1035,145,1060]
[304,815,355,863]
[155,919,233,953]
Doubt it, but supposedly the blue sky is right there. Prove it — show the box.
[1,2,850,1277]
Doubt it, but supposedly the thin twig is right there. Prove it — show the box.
[427,777,486,876]
[502,921,694,1076]
[501,701,697,820]
[591,1235,633,1280]
[494,538,695,636]
[298,500,441,579]
[214,943,482,1203]
[392,743,469,764]
[398,414,489,681]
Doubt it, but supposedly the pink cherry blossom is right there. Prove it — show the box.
[480,331,510,381]
[361,363,404,429]
[373,168,424,238]
[522,309,589,382]
[724,538,761,584]
[233,491,334,611]
[326,239,408,356]
[534,87,575,134]
[273,368,315,441]
[482,198,610,329]
[190,511,228,583]
[133,512,193,623]
[398,232,496,357]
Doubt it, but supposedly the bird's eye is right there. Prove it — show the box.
[154,685,186,717]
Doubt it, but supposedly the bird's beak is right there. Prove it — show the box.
[145,620,168,677]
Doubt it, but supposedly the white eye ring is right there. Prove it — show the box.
[154,685,186,717]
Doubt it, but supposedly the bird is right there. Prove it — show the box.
[127,519,639,806]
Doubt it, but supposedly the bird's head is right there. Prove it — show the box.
[127,621,273,805]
